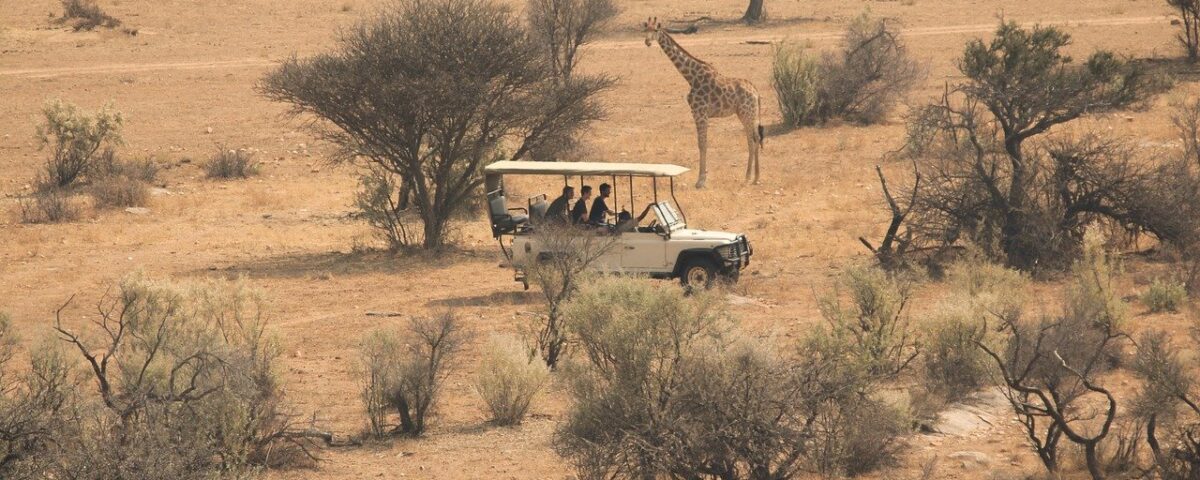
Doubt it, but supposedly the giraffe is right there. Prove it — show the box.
[643,17,763,189]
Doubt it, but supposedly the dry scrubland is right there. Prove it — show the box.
[3,0,1200,478]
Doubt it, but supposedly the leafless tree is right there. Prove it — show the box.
[260,0,608,249]
[524,225,614,368]
[526,0,617,81]
[1168,0,1200,61]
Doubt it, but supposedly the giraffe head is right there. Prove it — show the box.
[642,17,662,47]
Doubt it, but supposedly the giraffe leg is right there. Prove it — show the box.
[694,115,709,189]
[739,115,760,185]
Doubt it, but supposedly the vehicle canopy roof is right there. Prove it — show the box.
[484,160,689,178]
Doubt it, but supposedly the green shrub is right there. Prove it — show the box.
[817,266,919,378]
[771,42,823,127]
[921,306,989,400]
[204,146,259,179]
[474,335,549,425]
[35,99,123,190]
[1142,278,1187,313]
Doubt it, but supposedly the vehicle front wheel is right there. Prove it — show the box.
[679,257,719,290]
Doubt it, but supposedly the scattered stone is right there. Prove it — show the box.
[204,126,214,134]
[150,187,171,196]
[948,451,992,468]
[124,207,150,215]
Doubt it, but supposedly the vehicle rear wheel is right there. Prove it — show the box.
[679,257,718,290]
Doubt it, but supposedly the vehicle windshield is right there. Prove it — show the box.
[653,202,685,231]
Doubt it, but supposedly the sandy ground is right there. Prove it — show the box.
[1,0,1196,478]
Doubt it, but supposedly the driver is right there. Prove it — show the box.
[615,204,656,233]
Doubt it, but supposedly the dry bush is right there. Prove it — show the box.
[808,395,910,477]
[59,0,121,31]
[772,13,921,127]
[894,22,1166,272]
[978,230,1127,479]
[0,315,77,478]
[525,225,615,368]
[816,266,919,378]
[556,276,910,479]
[358,313,466,437]
[91,149,159,183]
[1143,278,1187,313]
[354,166,418,250]
[35,99,123,191]
[921,308,989,401]
[526,0,617,80]
[18,190,81,224]
[44,276,313,477]
[88,175,148,208]
[1131,330,1200,479]
[474,335,549,426]
[261,0,608,249]
[204,146,259,179]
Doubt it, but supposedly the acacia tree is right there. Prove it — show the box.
[260,0,607,249]
[743,0,765,24]
[899,22,1164,269]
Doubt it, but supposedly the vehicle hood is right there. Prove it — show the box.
[671,228,742,243]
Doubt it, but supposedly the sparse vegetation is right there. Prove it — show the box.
[772,14,922,127]
[0,277,316,478]
[18,190,81,224]
[555,276,913,479]
[260,0,609,249]
[204,146,259,179]
[35,99,123,191]
[1143,278,1187,313]
[58,0,121,31]
[358,313,466,437]
[474,335,549,426]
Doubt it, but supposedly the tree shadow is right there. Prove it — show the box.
[185,247,496,280]
[1135,57,1200,82]
[426,290,538,308]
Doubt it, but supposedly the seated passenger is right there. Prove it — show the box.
[545,186,574,224]
[571,185,592,225]
[588,183,616,226]
[615,204,655,233]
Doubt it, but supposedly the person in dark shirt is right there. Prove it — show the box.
[571,185,592,224]
[545,186,573,224]
[588,183,615,225]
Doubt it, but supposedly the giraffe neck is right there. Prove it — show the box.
[657,32,710,87]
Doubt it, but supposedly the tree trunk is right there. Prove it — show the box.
[1084,443,1105,480]
[422,214,446,250]
[742,0,765,24]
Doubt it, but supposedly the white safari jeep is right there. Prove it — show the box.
[483,161,752,288]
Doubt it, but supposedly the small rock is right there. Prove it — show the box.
[124,207,150,215]
[947,451,992,468]
[150,187,171,196]
[204,126,214,134]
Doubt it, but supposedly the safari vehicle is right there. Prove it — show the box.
[484,160,752,289]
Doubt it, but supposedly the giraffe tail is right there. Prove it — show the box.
[757,125,765,147]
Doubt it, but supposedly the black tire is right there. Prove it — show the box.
[679,257,719,290]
